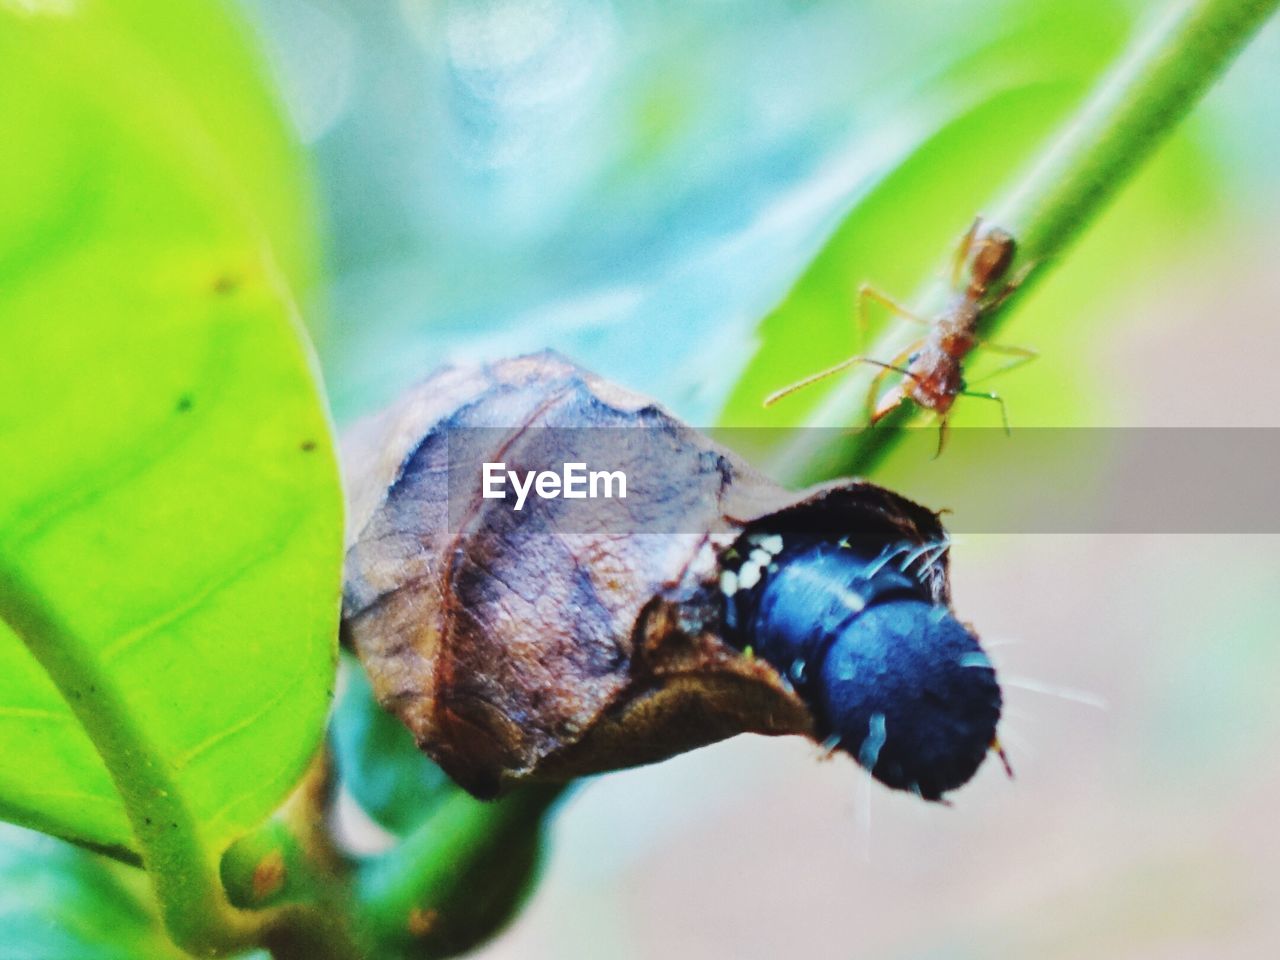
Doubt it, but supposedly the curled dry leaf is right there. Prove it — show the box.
[342,353,966,799]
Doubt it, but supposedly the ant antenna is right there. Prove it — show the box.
[765,357,917,407]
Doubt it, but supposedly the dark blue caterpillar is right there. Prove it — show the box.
[721,534,1005,801]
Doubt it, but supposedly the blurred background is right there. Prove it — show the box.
[6,0,1280,956]
[240,0,1280,956]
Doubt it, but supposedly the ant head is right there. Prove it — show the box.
[968,227,1016,295]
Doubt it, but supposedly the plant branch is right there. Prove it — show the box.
[353,783,565,958]
[220,753,363,960]
[767,0,1278,483]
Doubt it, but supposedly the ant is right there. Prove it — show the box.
[764,217,1037,454]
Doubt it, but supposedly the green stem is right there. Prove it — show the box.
[221,745,563,960]
[219,755,363,960]
[770,0,1278,483]
[354,784,565,958]
[999,0,1275,262]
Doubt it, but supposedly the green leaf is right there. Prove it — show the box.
[0,822,270,960]
[0,822,190,960]
[0,0,342,950]
[331,656,457,836]
[0,623,131,861]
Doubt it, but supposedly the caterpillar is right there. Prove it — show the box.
[722,533,1002,800]
[341,352,1004,802]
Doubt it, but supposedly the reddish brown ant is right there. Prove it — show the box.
[765,217,1037,453]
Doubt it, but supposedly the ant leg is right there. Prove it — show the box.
[866,344,920,423]
[985,259,1037,310]
[966,344,1039,386]
[950,216,983,287]
[961,388,1011,435]
[870,381,906,424]
[857,283,930,345]
[934,415,950,458]
[980,343,1038,358]
[764,354,915,407]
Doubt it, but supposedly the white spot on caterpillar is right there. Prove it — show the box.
[719,570,739,597]
[758,534,784,555]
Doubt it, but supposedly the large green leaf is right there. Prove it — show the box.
[0,822,271,960]
[0,822,190,960]
[0,0,342,947]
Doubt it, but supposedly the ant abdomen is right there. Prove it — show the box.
[723,535,1003,801]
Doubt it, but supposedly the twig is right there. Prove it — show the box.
[353,784,564,958]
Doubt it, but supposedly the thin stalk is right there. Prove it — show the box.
[355,784,565,958]
[768,0,1278,484]
[220,755,363,960]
